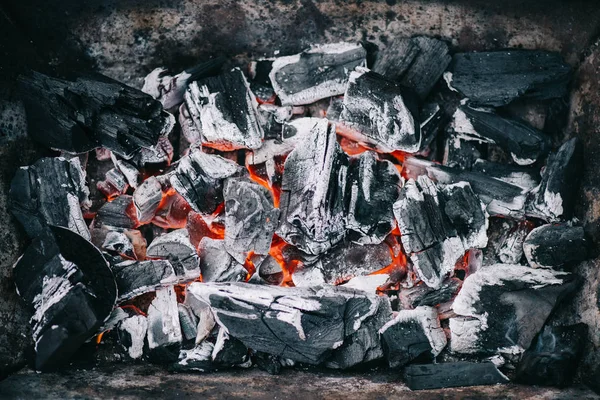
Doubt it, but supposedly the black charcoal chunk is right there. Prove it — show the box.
[277,118,349,255]
[452,105,550,165]
[339,68,421,153]
[527,138,583,222]
[131,135,174,168]
[404,361,509,390]
[346,151,402,244]
[178,304,199,343]
[379,306,447,368]
[112,259,178,302]
[94,195,138,229]
[269,42,366,105]
[133,176,163,224]
[257,255,284,285]
[212,328,249,366]
[142,58,225,110]
[117,315,148,359]
[10,157,90,240]
[184,294,216,345]
[187,282,384,364]
[496,220,532,264]
[111,155,141,189]
[419,103,445,151]
[13,226,116,371]
[443,133,481,170]
[450,264,579,355]
[184,68,263,150]
[472,159,540,191]
[146,228,200,280]
[257,104,293,140]
[102,231,137,259]
[393,176,487,288]
[173,342,217,372]
[446,50,572,107]
[516,323,587,387]
[198,238,247,283]
[147,287,182,363]
[170,148,241,214]
[399,279,461,309]
[254,352,282,375]
[18,71,173,158]
[523,223,589,270]
[224,177,279,264]
[373,36,451,99]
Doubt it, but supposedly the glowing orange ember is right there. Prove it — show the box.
[186,210,225,248]
[247,164,282,208]
[152,188,192,229]
[338,136,370,156]
[268,235,301,287]
[243,251,257,281]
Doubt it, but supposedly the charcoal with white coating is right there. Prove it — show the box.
[133,176,163,224]
[452,105,550,165]
[94,195,138,229]
[379,306,447,368]
[497,220,533,264]
[111,155,141,189]
[224,177,279,264]
[117,315,148,359]
[339,68,421,153]
[198,238,247,283]
[112,259,178,302]
[404,361,509,390]
[132,135,174,168]
[257,255,284,285]
[212,327,249,366]
[184,68,263,150]
[146,228,200,280]
[472,159,540,191]
[184,293,216,344]
[170,148,241,214]
[277,118,349,255]
[96,167,128,199]
[269,42,366,105]
[9,157,91,240]
[178,304,199,343]
[102,231,137,259]
[147,286,182,363]
[446,50,572,107]
[443,133,481,170]
[257,104,293,140]
[399,279,461,309]
[173,341,216,372]
[419,102,446,151]
[523,223,589,270]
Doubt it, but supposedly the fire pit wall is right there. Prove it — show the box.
[1,0,600,385]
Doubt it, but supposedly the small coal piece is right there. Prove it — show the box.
[112,259,178,302]
[146,228,200,280]
[472,159,540,191]
[399,279,461,309]
[443,133,482,170]
[133,176,163,224]
[147,286,182,363]
[178,304,199,343]
[404,361,509,390]
[94,195,139,229]
[212,327,250,367]
[523,223,589,270]
[497,220,533,264]
[117,315,148,360]
[198,237,247,283]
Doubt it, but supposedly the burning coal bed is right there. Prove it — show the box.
[9,38,591,390]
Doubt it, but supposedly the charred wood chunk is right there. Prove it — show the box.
[187,282,383,364]
[146,228,200,280]
[142,58,225,110]
[132,135,174,168]
[112,259,178,302]
[198,238,247,283]
[450,264,579,355]
[18,71,172,158]
[496,220,533,264]
[249,59,275,104]
[179,103,201,145]
[133,176,163,224]
[96,167,128,199]
[339,68,421,153]
[173,341,217,372]
[527,138,583,222]
[117,315,148,359]
[94,195,139,229]
[184,68,263,150]
[393,176,487,288]
[178,303,199,344]
[184,292,216,345]
[10,157,90,240]
[257,255,284,285]
[224,177,279,264]
[13,226,116,371]
[443,133,481,170]
[523,223,589,270]
[257,104,293,140]
[170,148,241,214]
[380,306,447,368]
[446,50,572,107]
[111,155,141,189]
[346,151,402,243]
[277,119,348,255]
[147,287,182,363]
[212,327,249,367]
[102,230,137,260]
[399,279,461,309]
[404,361,509,390]
[373,36,451,99]
[516,323,587,387]
[269,42,366,105]
[472,159,540,191]
[452,105,550,165]
[419,102,445,151]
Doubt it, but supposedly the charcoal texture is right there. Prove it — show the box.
[399,279,461,309]
[472,159,540,191]
[523,223,589,269]
[404,362,509,390]
[198,238,247,283]
[146,228,200,280]
[112,259,178,302]
[147,287,182,363]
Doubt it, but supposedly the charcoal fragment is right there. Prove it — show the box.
[112,259,178,302]
[399,279,461,309]
[94,195,139,229]
[117,315,148,359]
[198,238,247,283]
[178,304,199,343]
[472,159,540,191]
[404,361,509,390]
[523,223,589,270]
[173,342,216,372]
[497,220,533,264]
[146,228,200,280]
[212,328,249,366]
[147,287,182,363]
[133,176,163,224]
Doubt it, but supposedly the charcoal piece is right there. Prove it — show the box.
[102,231,136,259]
[326,296,392,369]
[372,36,451,99]
[399,279,461,309]
[111,155,141,189]
[254,352,282,375]
[446,50,572,107]
[13,226,116,371]
[94,195,139,229]
[97,167,128,199]
[449,264,579,355]
[341,274,389,294]
[269,42,366,105]
[146,229,200,280]
[178,304,199,343]
[346,151,402,244]
[212,328,249,366]
[291,265,327,287]
[527,138,583,222]
[277,119,348,255]
[419,102,445,151]
[142,58,225,110]
[257,104,293,140]
[132,176,163,224]
[404,361,509,390]
[132,135,174,168]
[497,220,532,264]
[314,240,392,284]
[184,68,263,150]
[249,59,275,103]
[257,255,284,285]
[179,103,201,144]
[184,294,216,344]
[523,223,589,270]
[10,157,90,240]
[339,68,421,153]
[452,105,550,165]
[187,282,384,364]
[443,134,481,170]
[379,306,447,368]
[18,71,172,158]
[223,177,279,264]
[472,159,540,191]
[170,148,241,214]
[393,176,487,288]
[198,238,247,283]
[516,324,587,387]
[173,341,216,372]
[99,307,129,332]
[147,287,182,363]
[117,315,148,359]
[112,259,178,302]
